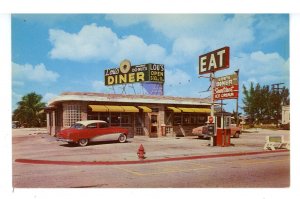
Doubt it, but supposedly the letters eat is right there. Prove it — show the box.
[199,46,230,74]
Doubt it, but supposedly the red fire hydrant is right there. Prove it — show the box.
[137,144,146,160]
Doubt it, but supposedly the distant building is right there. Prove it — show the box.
[281,105,290,125]
[45,92,212,137]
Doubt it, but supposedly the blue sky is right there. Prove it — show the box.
[12,14,290,112]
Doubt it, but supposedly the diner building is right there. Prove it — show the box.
[45,92,212,138]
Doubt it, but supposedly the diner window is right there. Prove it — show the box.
[165,112,173,125]
[121,114,132,126]
[99,113,109,123]
[151,108,159,112]
[63,104,81,127]
[183,114,190,125]
[87,113,99,120]
[173,114,182,125]
[111,113,121,126]
[135,113,143,127]
[198,115,206,125]
[151,115,158,124]
[191,114,197,124]
[55,108,63,126]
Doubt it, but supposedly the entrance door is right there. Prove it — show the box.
[150,114,158,137]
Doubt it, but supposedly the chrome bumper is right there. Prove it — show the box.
[56,138,73,143]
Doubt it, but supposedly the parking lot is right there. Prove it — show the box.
[12,128,290,188]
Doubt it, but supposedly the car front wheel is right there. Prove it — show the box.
[78,138,89,146]
[118,134,127,143]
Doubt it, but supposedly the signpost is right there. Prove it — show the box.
[198,46,240,147]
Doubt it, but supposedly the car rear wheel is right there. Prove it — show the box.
[118,134,127,143]
[78,138,89,146]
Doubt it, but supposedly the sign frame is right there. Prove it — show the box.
[199,46,230,75]
[104,63,165,86]
[214,73,239,101]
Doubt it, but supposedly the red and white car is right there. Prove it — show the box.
[56,120,129,146]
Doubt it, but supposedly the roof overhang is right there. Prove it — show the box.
[48,92,211,107]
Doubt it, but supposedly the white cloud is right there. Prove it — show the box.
[12,62,59,84]
[112,35,166,64]
[105,15,147,27]
[107,14,257,70]
[108,14,255,51]
[92,80,109,92]
[233,51,289,87]
[49,15,255,67]
[12,81,24,87]
[12,91,22,110]
[254,15,289,43]
[165,68,191,86]
[43,93,58,103]
[49,24,119,61]
[49,23,167,64]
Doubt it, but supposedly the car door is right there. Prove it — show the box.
[90,122,112,142]
[98,122,109,135]
[85,122,98,139]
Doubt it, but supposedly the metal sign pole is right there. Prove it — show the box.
[235,69,240,125]
[210,72,215,146]
[221,99,224,147]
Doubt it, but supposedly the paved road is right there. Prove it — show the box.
[12,128,290,188]
[13,150,289,188]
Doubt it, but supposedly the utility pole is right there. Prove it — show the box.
[271,83,284,92]
[271,83,284,127]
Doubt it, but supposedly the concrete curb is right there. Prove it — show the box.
[15,149,289,166]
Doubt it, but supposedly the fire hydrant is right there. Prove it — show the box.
[137,144,146,160]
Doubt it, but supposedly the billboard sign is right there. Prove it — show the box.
[199,46,230,74]
[214,73,239,100]
[105,63,164,86]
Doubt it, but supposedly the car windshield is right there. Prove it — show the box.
[70,123,85,129]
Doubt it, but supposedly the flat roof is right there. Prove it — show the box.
[48,92,211,106]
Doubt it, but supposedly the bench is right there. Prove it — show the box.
[264,136,290,150]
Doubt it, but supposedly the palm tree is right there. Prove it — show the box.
[13,92,46,127]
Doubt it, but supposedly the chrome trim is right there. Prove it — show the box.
[90,133,121,142]
[56,138,73,143]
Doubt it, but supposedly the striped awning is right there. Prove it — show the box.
[175,107,211,113]
[105,105,124,112]
[89,105,108,112]
[192,108,211,113]
[121,106,139,112]
[88,105,139,112]
[177,107,195,113]
[167,107,181,113]
[138,106,152,113]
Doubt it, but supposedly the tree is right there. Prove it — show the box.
[242,82,256,125]
[231,110,242,124]
[13,92,46,127]
[242,82,290,126]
